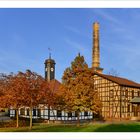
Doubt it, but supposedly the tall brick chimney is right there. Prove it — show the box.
[92,22,103,73]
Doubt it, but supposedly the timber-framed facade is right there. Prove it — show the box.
[94,73,140,120]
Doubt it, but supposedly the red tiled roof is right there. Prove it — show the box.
[96,73,140,88]
[48,73,140,89]
[49,79,61,93]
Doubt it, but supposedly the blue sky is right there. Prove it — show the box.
[0,8,140,83]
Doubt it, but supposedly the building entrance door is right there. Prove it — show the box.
[134,105,138,117]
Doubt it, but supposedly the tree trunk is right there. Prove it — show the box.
[29,107,32,130]
[48,105,50,124]
[52,109,56,121]
[16,108,19,128]
[77,111,80,127]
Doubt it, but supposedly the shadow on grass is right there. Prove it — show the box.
[31,125,83,132]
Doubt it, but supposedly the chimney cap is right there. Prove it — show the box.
[93,22,99,24]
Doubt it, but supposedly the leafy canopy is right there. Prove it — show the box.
[61,53,101,114]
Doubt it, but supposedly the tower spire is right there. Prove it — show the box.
[48,48,51,59]
[92,22,103,73]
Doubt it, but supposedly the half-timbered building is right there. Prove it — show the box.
[91,22,140,120]
[93,73,140,120]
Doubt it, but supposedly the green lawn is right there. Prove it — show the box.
[0,122,140,132]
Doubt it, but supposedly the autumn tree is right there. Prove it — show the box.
[62,53,102,126]
[0,73,11,109]
[0,70,48,129]
[55,84,67,113]
[22,70,46,129]
[39,79,54,123]
[0,73,6,99]
[0,72,27,128]
[40,79,65,122]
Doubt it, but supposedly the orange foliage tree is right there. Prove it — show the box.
[21,70,47,129]
[39,79,54,122]
[62,53,102,126]
[0,73,11,109]
[0,72,27,128]
[40,79,64,122]
[0,70,51,129]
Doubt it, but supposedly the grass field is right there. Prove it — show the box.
[0,122,140,132]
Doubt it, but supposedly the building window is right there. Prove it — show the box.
[127,104,130,112]
[20,108,25,115]
[57,110,62,117]
[125,90,128,98]
[14,110,17,116]
[68,112,72,118]
[27,108,29,116]
[138,91,140,97]
[110,90,114,98]
[84,111,88,116]
[132,105,135,112]
[33,109,36,116]
[37,109,41,117]
[132,90,134,98]
[75,111,78,117]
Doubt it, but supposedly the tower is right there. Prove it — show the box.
[92,22,103,73]
[44,54,55,82]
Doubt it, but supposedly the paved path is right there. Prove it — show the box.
[0,116,11,122]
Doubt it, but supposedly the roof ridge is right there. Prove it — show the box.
[95,72,140,88]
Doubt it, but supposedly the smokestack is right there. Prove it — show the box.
[92,22,103,73]
[92,22,100,68]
